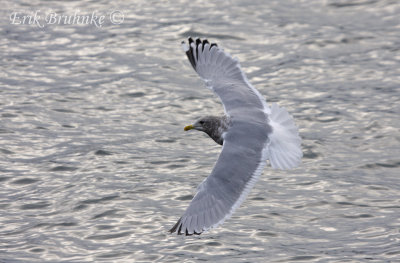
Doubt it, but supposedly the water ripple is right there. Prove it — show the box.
[1,0,400,262]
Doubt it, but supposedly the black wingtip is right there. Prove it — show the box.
[195,38,201,46]
[184,229,202,236]
[182,37,218,71]
[202,39,209,51]
[169,217,181,233]
[184,38,196,69]
[169,217,203,236]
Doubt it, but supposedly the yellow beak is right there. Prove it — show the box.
[184,124,194,131]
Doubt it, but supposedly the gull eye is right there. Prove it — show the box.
[199,120,205,125]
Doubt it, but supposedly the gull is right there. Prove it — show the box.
[169,37,302,235]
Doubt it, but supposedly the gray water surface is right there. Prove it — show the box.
[1,0,400,262]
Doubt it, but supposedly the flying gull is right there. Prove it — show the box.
[170,37,302,235]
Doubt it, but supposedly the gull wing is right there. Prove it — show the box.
[169,122,269,235]
[181,37,269,116]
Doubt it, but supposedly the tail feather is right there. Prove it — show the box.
[267,103,302,170]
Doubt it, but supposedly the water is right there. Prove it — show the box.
[1,0,400,262]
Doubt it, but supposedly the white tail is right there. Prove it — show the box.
[267,103,302,170]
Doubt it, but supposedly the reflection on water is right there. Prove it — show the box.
[1,0,400,262]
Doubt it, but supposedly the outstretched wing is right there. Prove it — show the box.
[181,37,269,116]
[170,121,270,235]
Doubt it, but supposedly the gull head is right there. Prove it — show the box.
[184,116,229,146]
[184,117,211,132]
[184,116,222,132]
